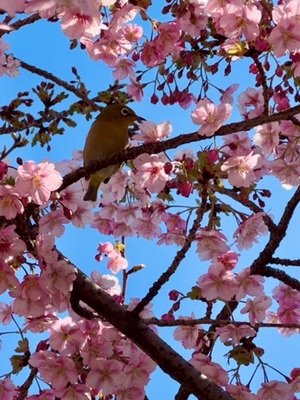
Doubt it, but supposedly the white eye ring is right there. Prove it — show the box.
[121,107,130,116]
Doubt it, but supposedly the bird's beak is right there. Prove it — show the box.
[136,115,146,122]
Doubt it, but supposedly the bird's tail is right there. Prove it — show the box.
[83,182,99,202]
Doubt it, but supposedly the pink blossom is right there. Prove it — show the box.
[122,23,143,42]
[226,384,257,400]
[140,40,165,67]
[157,231,186,246]
[126,77,144,101]
[233,212,268,250]
[238,88,264,119]
[277,303,300,324]
[91,271,121,296]
[42,259,76,294]
[173,313,205,349]
[178,10,208,38]
[0,378,17,400]
[0,0,25,16]
[0,261,19,294]
[161,212,186,232]
[197,262,237,301]
[134,120,172,143]
[0,224,26,262]
[272,283,300,306]
[10,274,50,317]
[0,185,24,219]
[240,295,272,326]
[195,228,230,261]
[269,158,300,189]
[269,17,300,57]
[222,131,252,156]
[220,83,239,105]
[221,152,265,188]
[54,384,91,400]
[70,200,94,227]
[26,389,55,400]
[86,359,124,395]
[131,214,162,239]
[133,153,170,193]
[60,2,103,40]
[190,353,228,386]
[112,58,136,80]
[215,323,256,345]
[48,317,85,355]
[106,252,128,274]
[90,214,117,235]
[60,181,84,212]
[217,251,239,271]
[253,122,280,155]
[257,380,294,400]
[100,169,128,203]
[122,350,156,389]
[36,233,58,265]
[23,311,58,333]
[155,21,182,54]
[39,208,69,237]
[235,267,265,301]
[0,302,13,325]
[127,298,154,319]
[191,98,232,136]
[29,351,78,390]
[114,386,145,400]
[219,3,261,41]
[15,160,62,206]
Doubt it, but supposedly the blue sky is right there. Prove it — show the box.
[1,9,300,399]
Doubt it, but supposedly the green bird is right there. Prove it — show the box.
[83,103,145,202]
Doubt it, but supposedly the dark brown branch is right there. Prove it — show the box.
[270,257,300,267]
[251,186,300,275]
[16,367,38,400]
[59,103,300,192]
[133,191,208,314]
[72,268,234,400]
[256,265,300,291]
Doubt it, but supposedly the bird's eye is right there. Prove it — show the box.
[121,107,130,117]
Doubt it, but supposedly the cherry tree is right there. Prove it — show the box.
[1,1,300,399]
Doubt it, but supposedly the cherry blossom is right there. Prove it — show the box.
[215,324,256,346]
[15,160,63,206]
[133,153,170,193]
[233,212,268,250]
[191,98,232,136]
[221,152,265,188]
[240,295,272,326]
[197,262,238,301]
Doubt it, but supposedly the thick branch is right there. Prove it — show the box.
[59,104,300,191]
[72,268,234,400]
[251,186,300,275]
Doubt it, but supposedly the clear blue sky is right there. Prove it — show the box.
[1,10,300,399]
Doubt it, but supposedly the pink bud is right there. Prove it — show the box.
[206,149,218,163]
[177,181,193,197]
[164,162,173,174]
[169,289,179,301]
[0,161,8,179]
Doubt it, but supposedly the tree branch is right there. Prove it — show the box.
[58,104,300,191]
[71,268,234,400]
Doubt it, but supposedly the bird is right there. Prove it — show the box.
[83,103,145,202]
